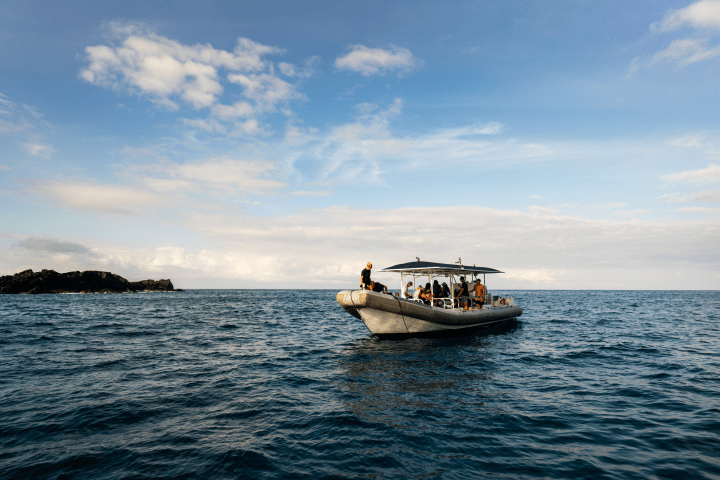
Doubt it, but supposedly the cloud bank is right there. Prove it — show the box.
[4,206,718,290]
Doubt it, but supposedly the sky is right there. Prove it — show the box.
[1,0,719,290]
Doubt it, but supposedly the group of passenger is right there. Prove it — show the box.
[362,262,488,310]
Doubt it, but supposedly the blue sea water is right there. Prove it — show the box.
[0,290,718,479]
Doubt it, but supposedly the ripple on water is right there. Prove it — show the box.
[0,290,719,479]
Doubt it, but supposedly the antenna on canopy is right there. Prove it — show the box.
[455,257,462,265]
[416,257,420,262]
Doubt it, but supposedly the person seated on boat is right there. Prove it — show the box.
[401,281,413,299]
[458,276,470,310]
[369,281,388,294]
[421,287,433,305]
[431,280,442,306]
[439,282,451,307]
[360,262,372,289]
[440,282,450,297]
[413,285,424,302]
[499,297,507,305]
[473,279,486,310]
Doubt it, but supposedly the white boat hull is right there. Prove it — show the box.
[337,290,522,338]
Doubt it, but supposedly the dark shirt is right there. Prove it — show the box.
[432,283,441,296]
[361,268,371,285]
[459,281,469,297]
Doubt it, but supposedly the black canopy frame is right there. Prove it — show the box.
[382,260,502,275]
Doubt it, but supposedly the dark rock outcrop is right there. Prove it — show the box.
[0,269,177,294]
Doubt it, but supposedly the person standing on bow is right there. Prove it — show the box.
[360,262,372,289]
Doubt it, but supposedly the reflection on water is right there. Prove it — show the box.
[335,322,522,427]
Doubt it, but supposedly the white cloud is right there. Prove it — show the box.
[23,141,54,158]
[25,180,167,216]
[638,2,720,72]
[681,189,720,202]
[289,190,333,196]
[181,118,228,134]
[652,0,720,32]
[282,98,683,186]
[17,237,91,254]
[528,205,560,215]
[0,94,38,133]
[625,57,642,79]
[19,156,285,217]
[335,45,419,76]
[650,38,720,65]
[226,73,302,110]
[79,24,300,131]
[670,134,704,148]
[210,101,254,119]
[664,164,720,183]
[4,205,718,288]
[674,206,720,212]
[662,189,720,202]
[278,56,320,79]
[79,205,720,288]
[172,158,283,195]
[611,208,650,218]
[0,93,54,164]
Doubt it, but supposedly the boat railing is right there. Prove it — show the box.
[400,295,484,310]
[394,291,514,309]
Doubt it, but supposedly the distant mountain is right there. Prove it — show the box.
[0,269,177,294]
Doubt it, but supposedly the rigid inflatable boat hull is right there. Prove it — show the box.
[337,289,522,338]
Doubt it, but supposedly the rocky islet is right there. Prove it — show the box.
[0,269,178,294]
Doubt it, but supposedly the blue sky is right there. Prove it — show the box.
[1,0,719,289]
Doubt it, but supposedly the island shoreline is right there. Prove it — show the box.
[0,269,181,294]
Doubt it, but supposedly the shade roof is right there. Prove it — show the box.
[381,261,503,275]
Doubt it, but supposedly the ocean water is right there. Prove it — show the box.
[0,290,718,480]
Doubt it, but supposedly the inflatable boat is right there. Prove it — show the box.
[337,260,522,338]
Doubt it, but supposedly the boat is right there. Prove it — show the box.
[336,260,522,338]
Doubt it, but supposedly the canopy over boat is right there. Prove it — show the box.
[382,260,503,276]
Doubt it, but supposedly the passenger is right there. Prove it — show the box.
[413,286,423,302]
[458,276,470,311]
[432,280,442,307]
[421,287,433,305]
[360,262,372,289]
[473,279,486,310]
[401,281,413,299]
[440,282,451,307]
[369,281,388,294]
